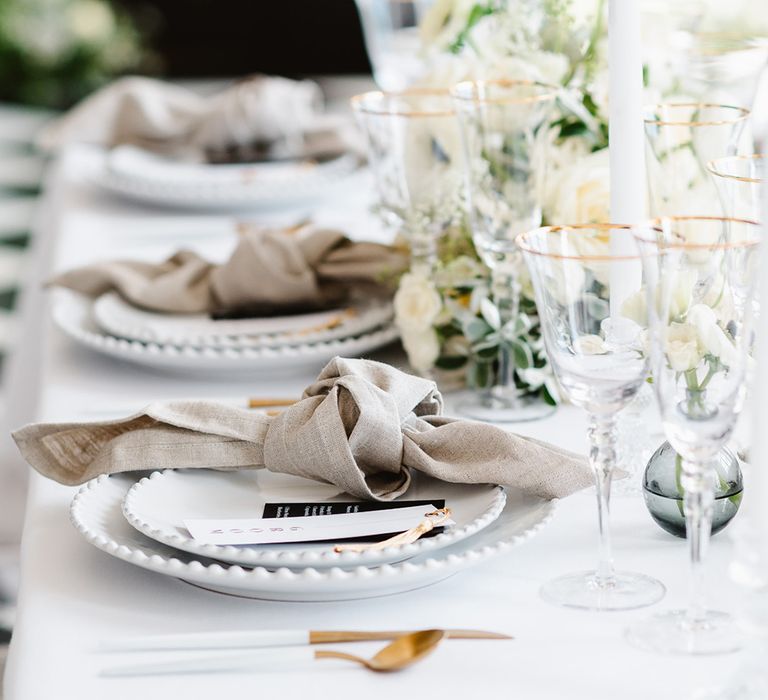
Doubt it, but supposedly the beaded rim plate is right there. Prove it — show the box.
[92,292,394,349]
[52,291,400,376]
[71,473,556,602]
[121,468,507,569]
[99,146,360,210]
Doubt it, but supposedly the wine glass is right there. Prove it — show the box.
[354,0,434,90]
[517,224,667,611]
[644,103,751,217]
[627,216,761,654]
[351,89,464,272]
[708,154,768,220]
[451,79,558,422]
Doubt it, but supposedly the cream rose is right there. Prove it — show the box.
[394,272,443,331]
[687,304,739,367]
[665,323,702,372]
[547,148,610,225]
[401,327,441,374]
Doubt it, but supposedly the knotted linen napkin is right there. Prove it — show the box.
[48,225,408,315]
[37,75,352,162]
[13,358,591,500]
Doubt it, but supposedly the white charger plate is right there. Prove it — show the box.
[71,473,556,601]
[121,469,506,569]
[92,292,394,349]
[52,291,400,376]
[99,146,360,210]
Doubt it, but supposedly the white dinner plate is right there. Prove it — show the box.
[99,145,360,210]
[121,469,507,569]
[92,292,394,349]
[52,291,400,377]
[71,473,556,601]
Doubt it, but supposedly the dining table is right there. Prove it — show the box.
[0,80,753,700]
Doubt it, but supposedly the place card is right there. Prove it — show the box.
[262,499,446,518]
[184,504,451,546]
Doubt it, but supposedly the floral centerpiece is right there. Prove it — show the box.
[393,0,610,401]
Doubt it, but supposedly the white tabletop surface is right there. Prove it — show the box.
[1,145,752,700]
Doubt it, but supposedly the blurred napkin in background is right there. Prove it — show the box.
[48,224,408,316]
[37,75,355,163]
[13,358,592,501]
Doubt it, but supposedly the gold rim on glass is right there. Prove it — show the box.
[706,154,768,183]
[350,89,456,117]
[643,103,751,127]
[451,79,560,106]
[515,224,644,261]
[633,216,761,250]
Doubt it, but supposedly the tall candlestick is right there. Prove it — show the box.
[608,0,645,316]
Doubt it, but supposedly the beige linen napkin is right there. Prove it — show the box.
[37,75,352,162]
[13,358,592,500]
[48,225,408,315]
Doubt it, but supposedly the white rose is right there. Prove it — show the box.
[547,148,610,225]
[394,272,443,331]
[687,303,739,367]
[401,327,441,374]
[574,334,607,355]
[665,323,702,372]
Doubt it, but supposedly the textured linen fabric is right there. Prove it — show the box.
[13,358,592,500]
[36,75,351,161]
[48,225,408,314]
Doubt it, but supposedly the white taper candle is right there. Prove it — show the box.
[608,0,645,315]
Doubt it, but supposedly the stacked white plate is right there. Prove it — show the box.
[52,290,400,376]
[97,145,361,210]
[70,468,557,601]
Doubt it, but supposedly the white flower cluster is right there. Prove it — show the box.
[393,271,443,373]
[620,270,739,373]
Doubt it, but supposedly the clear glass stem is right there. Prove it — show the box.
[588,413,617,585]
[681,457,716,625]
[490,266,520,395]
[409,227,438,273]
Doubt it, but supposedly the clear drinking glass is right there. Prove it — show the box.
[644,103,750,217]
[451,79,558,422]
[627,216,762,655]
[517,224,667,611]
[354,0,434,90]
[708,154,768,220]
[351,89,464,272]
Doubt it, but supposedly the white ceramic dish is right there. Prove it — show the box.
[121,469,507,569]
[52,291,400,376]
[92,292,394,349]
[99,146,360,210]
[71,473,556,601]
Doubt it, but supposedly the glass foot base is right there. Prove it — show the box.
[455,393,556,423]
[626,609,743,655]
[540,570,666,611]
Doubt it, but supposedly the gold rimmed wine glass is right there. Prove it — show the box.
[707,153,768,220]
[627,216,762,655]
[351,89,464,273]
[517,224,666,611]
[644,103,751,217]
[450,79,559,423]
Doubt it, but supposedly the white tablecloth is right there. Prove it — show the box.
[1,145,749,700]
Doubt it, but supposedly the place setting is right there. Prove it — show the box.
[47,222,405,375]
[15,357,585,601]
[37,75,364,210]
